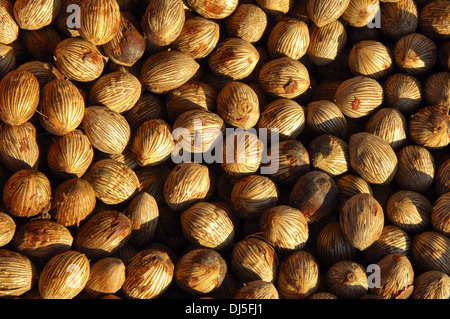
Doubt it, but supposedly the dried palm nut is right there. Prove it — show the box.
[226,4,267,43]
[208,38,260,80]
[258,57,310,99]
[339,193,384,251]
[84,159,139,205]
[380,0,419,39]
[47,129,94,179]
[231,175,278,219]
[267,18,310,60]
[409,106,449,150]
[369,253,414,299]
[289,170,339,223]
[309,134,349,177]
[348,132,398,185]
[171,16,220,59]
[394,33,437,76]
[277,250,319,299]
[334,76,383,118]
[307,20,347,66]
[383,73,422,114]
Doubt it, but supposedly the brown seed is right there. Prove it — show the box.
[231,236,278,283]
[89,71,142,114]
[84,257,126,298]
[424,72,450,111]
[75,211,132,260]
[171,16,220,59]
[412,231,450,275]
[38,250,90,299]
[231,175,278,219]
[364,107,408,151]
[334,76,383,118]
[175,248,227,295]
[267,17,310,60]
[131,119,174,167]
[419,0,450,40]
[395,145,435,193]
[141,0,185,46]
[394,33,437,76]
[289,170,339,223]
[140,50,200,94]
[364,225,412,263]
[39,78,85,136]
[435,159,450,197]
[409,106,450,150]
[0,249,37,298]
[307,20,347,66]
[83,106,131,155]
[122,248,174,299]
[0,69,39,126]
[187,0,239,19]
[342,0,379,27]
[0,212,15,247]
[220,130,263,178]
[101,11,145,67]
[380,0,419,39]
[308,134,349,177]
[233,280,279,299]
[79,0,120,45]
[172,109,225,154]
[348,132,398,185]
[326,260,368,299]
[386,190,432,234]
[348,40,394,80]
[262,139,310,184]
[217,81,260,130]
[316,221,357,267]
[257,99,306,140]
[3,169,51,218]
[306,100,347,139]
[84,159,139,205]
[256,0,294,15]
[307,0,350,27]
[125,192,159,247]
[54,38,106,82]
[209,38,260,80]
[227,4,267,43]
[258,57,310,99]
[259,205,309,251]
[383,73,423,114]
[277,250,319,299]
[50,178,97,228]
[47,129,94,179]
[0,43,16,79]
[432,192,450,237]
[369,253,414,299]
[339,193,384,251]
[163,162,211,211]
[165,81,217,122]
[14,0,61,30]
[181,202,234,250]
[412,270,450,299]
[13,219,73,264]
[0,0,19,44]
[0,122,39,172]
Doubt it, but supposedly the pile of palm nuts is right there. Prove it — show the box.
[0,0,449,300]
